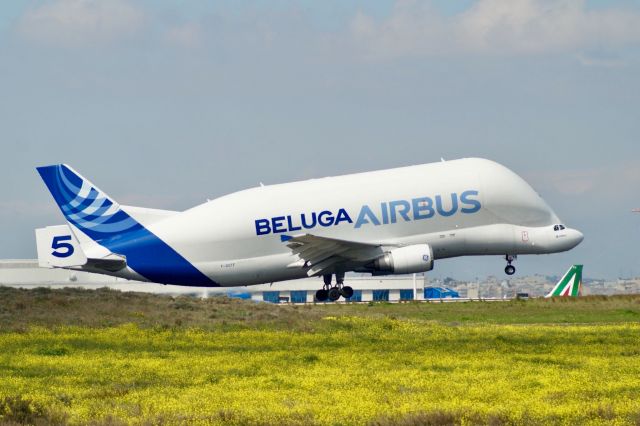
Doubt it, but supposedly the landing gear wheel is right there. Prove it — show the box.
[340,286,354,299]
[504,254,517,276]
[315,289,329,302]
[328,287,341,302]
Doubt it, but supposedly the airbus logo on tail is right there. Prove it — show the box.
[255,190,481,236]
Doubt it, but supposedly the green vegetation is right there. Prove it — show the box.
[1,286,640,425]
[3,287,640,331]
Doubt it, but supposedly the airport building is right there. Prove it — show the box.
[0,259,461,303]
[3,260,636,301]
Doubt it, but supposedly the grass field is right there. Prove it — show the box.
[1,287,640,425]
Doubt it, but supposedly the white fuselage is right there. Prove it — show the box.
[116,158,582,286]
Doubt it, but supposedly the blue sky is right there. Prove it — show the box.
[1,0,639,280]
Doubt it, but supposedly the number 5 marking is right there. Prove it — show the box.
[51,235,75,258]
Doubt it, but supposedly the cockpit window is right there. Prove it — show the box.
[553,224,566,231]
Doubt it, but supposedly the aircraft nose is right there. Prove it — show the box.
[571,229,584,246]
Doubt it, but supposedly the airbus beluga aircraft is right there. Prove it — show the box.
[35,158,583,302]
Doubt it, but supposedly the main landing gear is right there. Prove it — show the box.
[504,254,517,276]
[315,272,354,302]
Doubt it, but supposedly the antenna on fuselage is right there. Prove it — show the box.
[259,182,265,187]
[441,157,446,162]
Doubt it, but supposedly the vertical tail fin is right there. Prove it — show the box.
[37,164,216,286]
[36,164,144,244]
[546,265,583,298]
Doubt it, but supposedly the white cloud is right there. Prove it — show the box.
[16,0,144,47]
[350,0,640,59]
[0,200,57,218]
[576,51,624,68]
[526,163,640,198]
[532,169,599,195]
[165,23,203,49]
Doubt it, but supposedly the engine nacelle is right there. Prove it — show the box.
[373,244,434,275]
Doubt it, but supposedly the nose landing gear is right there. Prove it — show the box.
[315,272,354,302]
[504,255,517,275]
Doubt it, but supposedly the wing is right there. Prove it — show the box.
[284,234,384,276]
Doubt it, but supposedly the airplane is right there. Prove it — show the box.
[35,158,584,302]
[545,265,583,297]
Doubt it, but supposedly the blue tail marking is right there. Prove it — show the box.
[37,164,218,287]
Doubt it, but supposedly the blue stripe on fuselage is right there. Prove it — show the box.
[101,227,219,287]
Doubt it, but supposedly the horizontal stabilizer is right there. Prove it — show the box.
[36,225,87,268]
[86,256,127,272]
[36,224,127,272]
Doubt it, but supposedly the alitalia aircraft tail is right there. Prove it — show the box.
[545,265,583,297]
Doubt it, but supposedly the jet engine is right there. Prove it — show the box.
[372,244,434,274]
